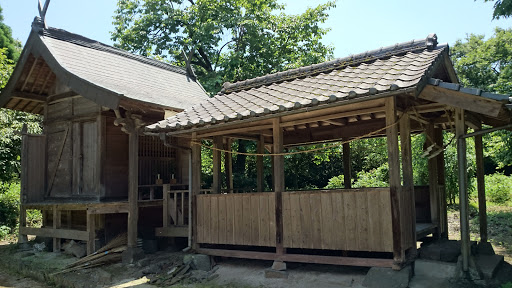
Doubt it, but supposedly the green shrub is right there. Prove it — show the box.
[353,163,389,188]
[0,181,20,234]
[482,173,512,204]
[501,282,512,288]
[325,175,344,189]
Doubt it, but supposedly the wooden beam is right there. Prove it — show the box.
[212,136,222,194]
[273,117,285,257]
[21,57,38,92]
[257,134,265,192]
[47,91,79,103]
[385,96,404,266]
[19,227,89,241]
[197,248,394,268]
[198,124,273,138]
[343,140,351,189]
[12,91,47,102]
[435,127,448,238]
[191,132,201,250]
[420,85,504,118]
[87,211,95,254]
[155,226,189,238]
[400,113,416,250]
[280,106,385,128]
[455,108,470,272]
[475,123,487,243]
[38,72,52,94]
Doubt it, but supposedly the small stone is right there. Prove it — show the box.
[192,254,212,271]
[264,268,288,279]
[95,268,112,285]
[271,261,286,271]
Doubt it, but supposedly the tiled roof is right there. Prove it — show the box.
[147,34,446,132]
[31,17,208,110]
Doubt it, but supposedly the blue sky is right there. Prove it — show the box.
[2,0,511,58]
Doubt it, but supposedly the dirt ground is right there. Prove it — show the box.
[0,268,48,288]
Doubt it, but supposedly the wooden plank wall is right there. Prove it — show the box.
[415,186,431,223]
[282,189,393,252]
[104,116,128,198]
[23,135,46,202]
[197,193,276,247]
[196,189,392,252]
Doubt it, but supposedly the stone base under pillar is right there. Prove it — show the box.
[122,247,144,264]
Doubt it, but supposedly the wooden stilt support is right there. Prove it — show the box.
[385,96,404,268]
[475,123,487,243]
[400,113,416,251]
[191,133,202,250]
[455,108,470,272]
[435,128,448,238]
[18,206,28,244]
[163,184,170,228]
[273,118,285,257]
[87,210,95,255]
[343,140,351,189]
[212,136,222,194]
[53,206,61,252]
[257,135,265,192]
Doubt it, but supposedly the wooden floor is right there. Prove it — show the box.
[416,222,437,239]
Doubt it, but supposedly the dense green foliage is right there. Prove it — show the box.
[480,0,512,19]
[477,173,512,204]
[0,6,21,62]
[112,0,334,94]
[0,182,20,238]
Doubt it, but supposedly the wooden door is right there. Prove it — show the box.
[21,134,46,203]
[72,121,99,196]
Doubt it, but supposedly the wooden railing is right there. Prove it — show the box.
[163,184,189,227]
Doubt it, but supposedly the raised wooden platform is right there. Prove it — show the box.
[416,223,437,239]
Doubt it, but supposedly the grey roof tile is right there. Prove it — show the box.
[147,34,453,132]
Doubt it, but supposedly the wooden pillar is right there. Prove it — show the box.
[426,124,440,238]
[191,133,202,250]
[455,108,470,271]
[435,127,448,238]
[53,206,61,252]
[18,206,27,243]
[475,124,487,242]
[87,210,95,254]
[257,135,265,192]
[225,139,233,193]
[342,140,351,189]
[212,136,222,194]
[400,113,416,249]
[385,96,404,267]
[18,127,28,244]
[127,130,139,248]
[273,118,285,257]
[163,184,170,228]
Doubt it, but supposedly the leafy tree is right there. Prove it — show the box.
[480,0,512,19]
[112,0,335,94]
[451,28,512,172]
[0,5,21,62]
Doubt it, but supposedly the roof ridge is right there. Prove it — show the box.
[31,17,189,76]
[221,34,440,94]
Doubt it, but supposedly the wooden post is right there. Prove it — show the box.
[273,117,285,257]
[127,130,139,248]
[87,210,95,255]
[400,113,416,250]
[426,124,440,238]
[163,184,170,228]
[53,206,61,252]
[257,135,265,192]
[385,96,404,267]
[18,127,28,244]
[343,140,351,189]
[191,133,202,250]
[475,124,487,242]
[225,139,233,193]
[212,136,222,194]
[435,127,448,238]
[455,108,470,272]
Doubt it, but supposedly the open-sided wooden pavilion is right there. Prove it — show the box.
[0,18,209,259]
[147,34,512,271]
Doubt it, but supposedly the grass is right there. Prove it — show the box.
[448,200,512,262]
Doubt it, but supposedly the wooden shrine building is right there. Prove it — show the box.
[147,34,512,270]
[0,18,209,258]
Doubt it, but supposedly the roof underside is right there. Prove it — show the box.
[148,35,451,133]
[0,18,209,114]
